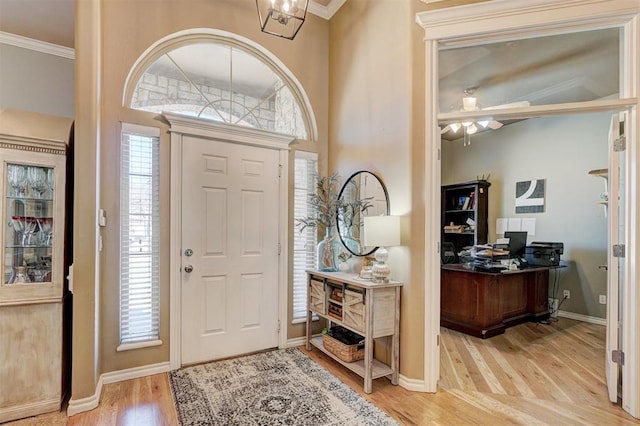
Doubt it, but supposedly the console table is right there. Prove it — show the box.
[441,264,550,338]
[305,270,402,393]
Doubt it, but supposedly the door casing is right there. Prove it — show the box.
[165,113,294,369]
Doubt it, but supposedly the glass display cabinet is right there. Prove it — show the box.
[0,154,66,303]
[0,109,70,423]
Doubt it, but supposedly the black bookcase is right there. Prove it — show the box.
[441,180,490,254]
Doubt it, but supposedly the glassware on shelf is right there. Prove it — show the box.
[46,168,55,199]
[9,266,31,284]
[37,217,53,246]
[10,216,26,245]
[7,165,27,197]
[22,218,37,246]
[27,167,48,199]
[30,268,49,283]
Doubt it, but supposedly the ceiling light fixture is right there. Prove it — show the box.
[256,0,309,40]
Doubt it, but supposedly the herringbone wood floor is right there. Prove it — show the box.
[8,318,638,425]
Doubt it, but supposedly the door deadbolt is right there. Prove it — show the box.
[185,248,193,257]
[184,265,194,273]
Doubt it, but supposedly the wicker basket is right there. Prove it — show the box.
[322,333,364,362]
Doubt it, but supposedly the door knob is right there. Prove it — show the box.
[184,265,194,273]
[598,265,608,271]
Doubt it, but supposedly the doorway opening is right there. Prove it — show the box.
[439,110,623,408]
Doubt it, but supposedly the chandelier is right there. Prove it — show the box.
[256,0,309,40]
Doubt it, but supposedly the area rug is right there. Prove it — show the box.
[169,347,398,426]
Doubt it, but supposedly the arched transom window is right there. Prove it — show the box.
[129,38,310,140]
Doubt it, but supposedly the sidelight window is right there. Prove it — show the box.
[292,151,318,322]
[119,123,161,348]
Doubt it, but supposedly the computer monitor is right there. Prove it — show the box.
[504,231,527,259]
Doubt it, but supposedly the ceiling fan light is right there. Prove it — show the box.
[461,121,473,127]
[477,120,490,128]
[449,123,461,133]
[467,123,478,134]
[462,96,477,111]
[488,121,504,130]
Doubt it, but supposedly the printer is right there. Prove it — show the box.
[524,241,564,267]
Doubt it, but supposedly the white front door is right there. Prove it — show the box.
[180,135,280,365]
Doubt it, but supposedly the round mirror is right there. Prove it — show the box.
[337,171,390,256]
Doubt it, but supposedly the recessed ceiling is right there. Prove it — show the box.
[439,27,620,140]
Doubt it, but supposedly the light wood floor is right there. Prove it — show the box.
[8,318,638,425]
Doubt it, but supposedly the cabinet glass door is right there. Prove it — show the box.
[4,164,54,285]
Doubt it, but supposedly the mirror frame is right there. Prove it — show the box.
[336,171,390,256]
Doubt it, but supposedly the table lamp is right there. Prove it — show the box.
[363,215,401,282]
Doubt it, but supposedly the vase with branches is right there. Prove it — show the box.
[337,187,373,255]
[296,173,345,272]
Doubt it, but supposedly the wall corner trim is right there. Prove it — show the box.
[66,362,171,417]
[66,376,103,417]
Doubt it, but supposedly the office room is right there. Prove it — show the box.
[435,26,621,406]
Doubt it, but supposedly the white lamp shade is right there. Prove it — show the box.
[363,215,401,247]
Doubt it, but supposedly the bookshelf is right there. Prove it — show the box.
[441,180,490,253]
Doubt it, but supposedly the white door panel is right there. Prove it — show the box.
[606,113,623,403]
[181,135,280,365]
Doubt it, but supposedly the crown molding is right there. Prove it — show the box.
[416,0,640,37]
[308,0,347,20]
[0,31,74,59]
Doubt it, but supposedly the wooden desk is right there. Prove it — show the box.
[441,264,550,338]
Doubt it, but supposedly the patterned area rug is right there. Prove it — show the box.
[169,347,398,425]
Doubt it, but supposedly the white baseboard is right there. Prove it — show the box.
[101,361,171,384]
[285,336,307,348]
[67,361,171,417]
[557,310,606,326]
[399,374,426,392]
[66,375,103,417]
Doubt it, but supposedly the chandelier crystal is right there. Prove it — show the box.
[256,0,309,40]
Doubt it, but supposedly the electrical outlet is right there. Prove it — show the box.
[563,290,570,299]
[599,294,607,304]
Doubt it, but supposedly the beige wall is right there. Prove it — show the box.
[73,0,329,398]
[326,0,492,381]
[442,112,611,318]
[328,0,425,380]
[73,0,101,399]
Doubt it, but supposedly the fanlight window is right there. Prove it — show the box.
[130,42,308,139]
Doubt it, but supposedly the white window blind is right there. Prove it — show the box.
[292,151,318,322]
[120,124,161,345]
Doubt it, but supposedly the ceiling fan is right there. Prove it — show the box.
[440,88,530,136]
